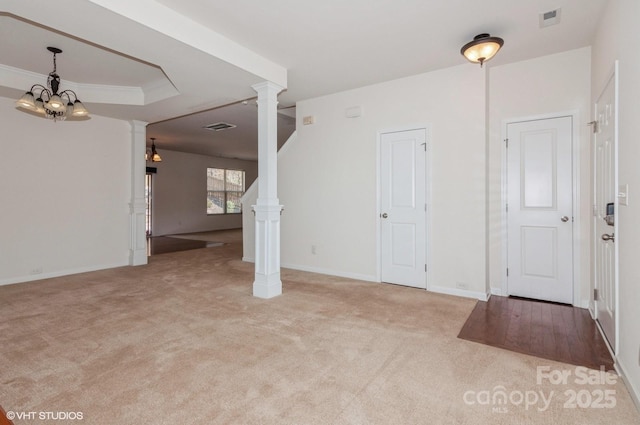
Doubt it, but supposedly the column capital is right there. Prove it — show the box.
[251,80,286,95]
[129,120,149,131]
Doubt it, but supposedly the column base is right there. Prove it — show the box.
[129,249,148,266]
[253,273,282,299]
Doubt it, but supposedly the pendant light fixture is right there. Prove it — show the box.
[146,138,162,162]
[15,47,90,121]
[460,33,504,67]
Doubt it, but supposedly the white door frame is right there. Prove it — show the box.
[501,111,583,306]
[376,125,432,289]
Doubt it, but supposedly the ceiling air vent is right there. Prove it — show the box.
[204,122,236,131]
[539,8,561,28]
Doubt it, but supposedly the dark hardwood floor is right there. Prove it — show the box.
[0,406,14,425]
[147,236,207,255]
[458,295,614,371]
[147,229,242,255]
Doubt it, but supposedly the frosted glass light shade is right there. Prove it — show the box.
[71,100,89,117]
[461,33,504,66]
[45,94,66,112]
[16,92,36,110]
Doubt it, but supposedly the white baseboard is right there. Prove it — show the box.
[280,262,378,283]
[615,359,640,414]
[243,257,377,283]
[490,287,505,296]
[247,259,489,300]
[0,261,129,287]
[429,284,489,301]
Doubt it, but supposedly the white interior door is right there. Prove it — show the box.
[507,116,573,304]
[380,129,426,289]
[594,66,618,351]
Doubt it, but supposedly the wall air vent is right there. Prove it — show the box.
[204,122,236,131]
[539,8,561,28]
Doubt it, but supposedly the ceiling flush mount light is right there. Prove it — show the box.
[461,33,504,67]
[146,138,162,162]
[15,46,90,121]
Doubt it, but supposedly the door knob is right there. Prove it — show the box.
[381,213,388,219]
[561,216,569,222]
[601,233,615,242]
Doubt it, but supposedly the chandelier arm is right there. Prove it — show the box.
[60,89,79,102]
[30,84,49,94]
[33,85,52,101]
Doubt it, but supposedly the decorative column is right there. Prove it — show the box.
[129,120,148,266]
[252,81,285,298]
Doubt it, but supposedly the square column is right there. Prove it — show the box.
[129,120,148,266]
[252,81,285,298]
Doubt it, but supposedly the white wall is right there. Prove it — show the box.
[151,149,257,236]
[591,0,640,407]
[488,47,592,306]
[0,97,132,285]
[278,64,487,295]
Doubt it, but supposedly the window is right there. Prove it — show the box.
[207,168,245,214]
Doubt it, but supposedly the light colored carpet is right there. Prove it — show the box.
[1,240,639,425]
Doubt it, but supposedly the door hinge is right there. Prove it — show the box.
[506,268,509,277]
[504,138,509,148]
[594,288,599,301]
[588,120,599,133]
[421,142,427,152]
[424,264,427,272]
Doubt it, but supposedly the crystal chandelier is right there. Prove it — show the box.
[15,47,90,121]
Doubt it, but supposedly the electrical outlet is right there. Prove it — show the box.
[456,282,468,290]
[311,245,317,255]
[30,267,43,275]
